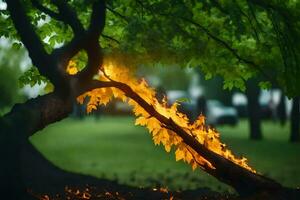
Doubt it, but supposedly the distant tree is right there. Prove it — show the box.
[277,92,287,126]
[290,97,300,142]
[246,79,262,140]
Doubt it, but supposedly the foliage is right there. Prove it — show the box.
[76,59,255,173]
[102,0,300,97]
[1,0,299,96]
[18,66,49,87]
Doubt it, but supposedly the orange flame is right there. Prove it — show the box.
[76,58,256,173]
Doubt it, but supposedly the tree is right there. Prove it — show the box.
[290,97,300,142]
[0,0,299,199]
[245,79,262,140]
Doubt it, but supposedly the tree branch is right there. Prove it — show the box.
[101,34,120,44]
[87,0,106,40]
[177,16,276,82]
[248,0,297,22]
[106,5,129,23]
[31,0,62,21]
[6,0,60,86]
[1,93,72,139]
[135,1,277,84]
[51,0,106,81]
[50,0,85,36]
[84,79,282,195]
[138,1,277,84]
[76,0,106,82]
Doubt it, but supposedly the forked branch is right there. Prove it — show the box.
[51,0,106,82]
[50,0,85,35]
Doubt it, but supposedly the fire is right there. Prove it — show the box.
[34,186,127,200]
[74,58,256,173]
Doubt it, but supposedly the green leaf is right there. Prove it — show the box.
[259,81,272,90]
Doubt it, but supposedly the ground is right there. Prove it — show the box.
[29,116,300,197]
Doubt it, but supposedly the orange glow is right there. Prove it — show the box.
[77,58,256,173]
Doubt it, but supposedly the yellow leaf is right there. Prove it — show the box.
[191,161,198,171]
[135,116,147,126]
[147,117,161,132]
[185,151,193,163]
[87,104,97,113]
[152,128,160,136]
[164,144,171,153]
[193,115,206,128]
[77,95,85,104]
[175,148,184,161]
[153,134,161,145]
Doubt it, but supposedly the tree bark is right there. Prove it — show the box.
[3,0,106,197]
[0,93,72,199]
[246,80,262,140]
[290,97,300,142]
[277,92,287,126]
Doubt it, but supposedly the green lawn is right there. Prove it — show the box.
[30,116,300,192]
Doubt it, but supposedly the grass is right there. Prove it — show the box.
[30,116,300,193]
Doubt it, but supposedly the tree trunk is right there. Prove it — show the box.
[277,92,287,126]
[290,97,300,142]
[0,93,72,199]
[0,126,30,199]
[246,80,262,140]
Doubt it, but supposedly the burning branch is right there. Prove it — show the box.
[73,60,282,195]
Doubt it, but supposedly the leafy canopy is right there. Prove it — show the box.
[1,0,300,96]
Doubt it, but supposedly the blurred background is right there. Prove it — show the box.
[1,37,299,193]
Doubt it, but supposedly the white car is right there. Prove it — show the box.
[206,100,238,126]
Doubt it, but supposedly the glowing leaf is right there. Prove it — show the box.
[175,149,184,161]
[164,144,171,153]
[78,58,256,174]
[135,116,147,126]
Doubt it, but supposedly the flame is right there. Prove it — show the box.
[75,58,256,173]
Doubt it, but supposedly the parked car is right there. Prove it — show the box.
[232,90,283,119]
[206,100,238,126]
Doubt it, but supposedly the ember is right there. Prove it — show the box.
[34,186,128,200]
